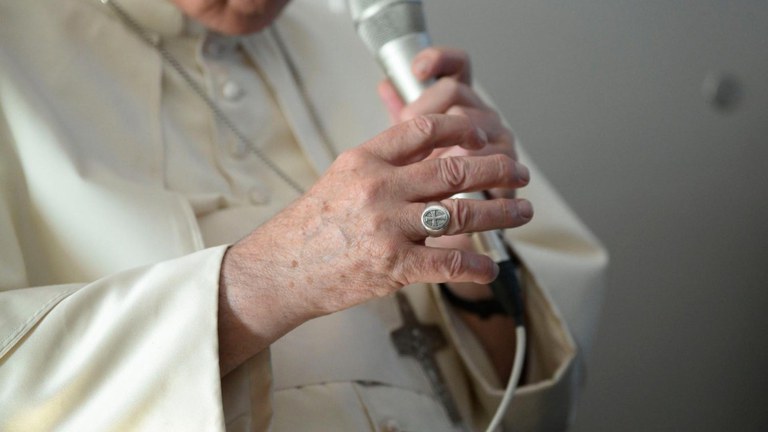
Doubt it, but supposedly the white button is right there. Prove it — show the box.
[380,419,402,432]
[222,81,244,101]
[248,185,270,205]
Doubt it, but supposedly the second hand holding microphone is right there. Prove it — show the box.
[348,1,526,430]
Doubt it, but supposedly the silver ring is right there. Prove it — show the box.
[421,202,451,237]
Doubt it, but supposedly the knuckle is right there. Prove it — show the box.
[381,236,401,259]
[492,154,514,182]
[381,241,404,274]
[438,157,469,189]
[359,176,386,200]
[443,250,466,280]
[336,148,366,167]
[410,115,437,142]
[368,211,389,234]
[450,199,471,233]
[391,247,417,286]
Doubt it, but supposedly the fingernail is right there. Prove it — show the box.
[518,199,534,220]
[470,255,498,281]
[517,163,530,184]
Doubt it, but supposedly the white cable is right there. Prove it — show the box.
[484,325,526,432]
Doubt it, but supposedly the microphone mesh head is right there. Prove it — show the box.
[353,1,427,53]
[348,0,387,20]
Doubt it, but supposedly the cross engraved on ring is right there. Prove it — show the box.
[423,208,449,230]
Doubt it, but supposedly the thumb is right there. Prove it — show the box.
[377,79,406,124]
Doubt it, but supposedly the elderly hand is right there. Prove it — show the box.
[217,114,531,374]
[378,47,527,300]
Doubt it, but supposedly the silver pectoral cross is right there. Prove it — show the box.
[390,292,463,425]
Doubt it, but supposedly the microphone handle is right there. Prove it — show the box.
[378,33,433,103]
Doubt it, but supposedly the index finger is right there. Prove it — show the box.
[364,114,488,166]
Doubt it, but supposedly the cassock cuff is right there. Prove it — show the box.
[0,246,228,431]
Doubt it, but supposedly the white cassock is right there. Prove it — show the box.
[0,0,607,430]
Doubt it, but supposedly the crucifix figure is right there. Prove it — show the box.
[390,292,463,426]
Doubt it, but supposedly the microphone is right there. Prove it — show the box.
[349,0,524,322]
[349,0,433,103]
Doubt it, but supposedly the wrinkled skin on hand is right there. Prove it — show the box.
[224,114,531,323]
[218,114,531,373]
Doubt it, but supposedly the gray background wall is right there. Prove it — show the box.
[425,1,768,430]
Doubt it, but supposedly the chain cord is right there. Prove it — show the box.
[101,0,305,195]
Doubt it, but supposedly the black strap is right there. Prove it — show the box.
[439,284,509,319]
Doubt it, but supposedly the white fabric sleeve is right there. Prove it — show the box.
[0,247,227,432]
